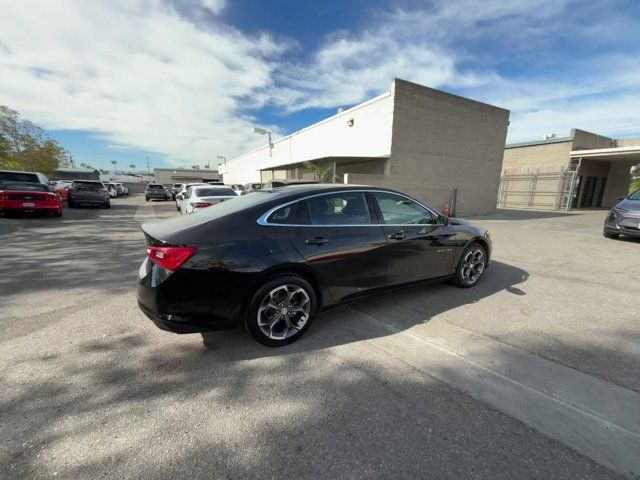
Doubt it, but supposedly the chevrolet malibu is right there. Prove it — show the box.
[137,185,491,347]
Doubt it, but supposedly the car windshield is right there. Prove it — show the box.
[2,183,48,191]
[195,187,236,197]
[628,189,640,200]
[0,171,39,183]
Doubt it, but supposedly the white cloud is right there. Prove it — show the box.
[0,0,638,164]
[0,0,282,166]
[270,0,640,142]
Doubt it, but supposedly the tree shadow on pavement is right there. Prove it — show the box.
[0,317,623,480]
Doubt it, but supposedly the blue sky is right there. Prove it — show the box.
[1,0,639,171]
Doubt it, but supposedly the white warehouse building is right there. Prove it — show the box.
[221,78,510,216]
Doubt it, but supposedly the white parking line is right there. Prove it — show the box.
[133,205,157,222]
[327,308,640,478]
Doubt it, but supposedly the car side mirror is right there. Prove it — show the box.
[436,214,449,226]
[616,196,626,201]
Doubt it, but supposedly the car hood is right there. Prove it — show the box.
[615,198,640,213]
[449,217,472,226]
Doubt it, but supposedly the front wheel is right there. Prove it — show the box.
[453,243,487,288]
[245,275,317,347]
[145,197,149,202]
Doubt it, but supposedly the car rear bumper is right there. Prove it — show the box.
[0,201,61,212]
[136,258,239,333]
[146,193,169,199]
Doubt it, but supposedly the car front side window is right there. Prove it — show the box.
[306,192,372,225]
[373,192,434,225]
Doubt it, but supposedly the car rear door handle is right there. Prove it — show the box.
[306,237,330,245]
[389,231,406,240]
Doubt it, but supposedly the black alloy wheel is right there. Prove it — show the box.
[244,275,317,347]
[453,243,487,288]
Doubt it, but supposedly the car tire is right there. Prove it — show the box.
[67,199,75,208]
[145,197,149,202]
[176,204,180,212]
[453,242,487,288]
[54,210,62,217]
[603,228,620,239]
[105,202,111,209]
[244,275,317,347]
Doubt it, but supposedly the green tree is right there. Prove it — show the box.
[303,161,333,183]
[0,105,71,176]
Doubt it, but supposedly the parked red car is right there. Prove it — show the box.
[0,182,63,217]
[51,181,69,200]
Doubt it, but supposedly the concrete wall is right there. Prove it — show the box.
[222,92,394,184]
[571,129,615,150]
[602,159,638,207]
[154,168,218,185]
[502,141,573,174]
[373,79,509,216]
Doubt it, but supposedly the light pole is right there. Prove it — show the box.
[252,127,273,157]
[111,160,117,175]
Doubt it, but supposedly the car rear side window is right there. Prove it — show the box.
[267,201,309,225]
[373,192,433,225]
[306,192,371,225]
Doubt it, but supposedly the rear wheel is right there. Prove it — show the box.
[453,243,487,288]
[105,202,111,209]
[245,275,317,347]
[145,196,149,202]
[53,210,62,217]
[603,228,619,239]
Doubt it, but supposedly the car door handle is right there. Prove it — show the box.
[306,237,330,245]
[389,231,406,240]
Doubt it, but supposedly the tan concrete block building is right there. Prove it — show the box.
[501,130,640,210]
[222,79,510,216]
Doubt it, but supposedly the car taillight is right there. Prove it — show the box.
[146,246,197,271]
[190,202,211,208]
[98,188,107,193]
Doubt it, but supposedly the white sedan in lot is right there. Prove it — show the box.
[175,183,208,212]
[181,185,238,215]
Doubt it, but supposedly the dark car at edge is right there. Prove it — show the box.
[603,188,640,239]
[137,185,491,346]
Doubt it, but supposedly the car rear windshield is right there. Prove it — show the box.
[72,181,103,190]
[195,187,236,197]
[173,184,182,188]
[147,184,164,189]
[2,183,49,191]
[0,171,39,183]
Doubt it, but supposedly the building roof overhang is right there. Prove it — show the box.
[570,146,640,162]
[258,155,390,172]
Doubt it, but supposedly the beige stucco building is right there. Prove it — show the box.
[221,79,510,216]
[501,130,640,210]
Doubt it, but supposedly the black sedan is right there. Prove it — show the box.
[137,185,492,346]
[604,188,640,239]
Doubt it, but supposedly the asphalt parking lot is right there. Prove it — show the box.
[1,195,638,479]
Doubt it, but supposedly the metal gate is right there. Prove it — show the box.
[497,169,577,211]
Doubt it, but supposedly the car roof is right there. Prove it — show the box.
[72,179,101,182]
[1,169,38,174]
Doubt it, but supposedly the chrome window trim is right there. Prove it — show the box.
[257,189,439,227]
